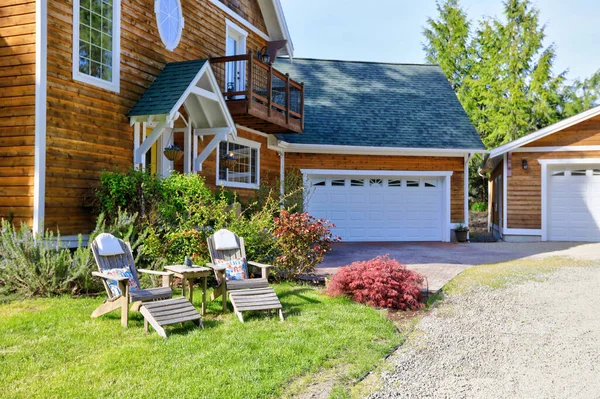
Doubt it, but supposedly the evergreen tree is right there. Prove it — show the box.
[423,0,600,206]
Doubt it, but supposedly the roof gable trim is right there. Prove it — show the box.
[490,105,600,158]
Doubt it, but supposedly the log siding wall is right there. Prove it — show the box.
[505,117,600,230]
[0,0,36,226]
[285,154,466,223]
[44,0,269,234]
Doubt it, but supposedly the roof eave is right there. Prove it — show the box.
[276,141,487,157]
[489,104,600,159]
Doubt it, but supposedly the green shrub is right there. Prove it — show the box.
[0,221,90,297]
[94,168,163,225]
[471,202,487,212]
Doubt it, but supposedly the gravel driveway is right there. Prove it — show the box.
[368,265,600,399]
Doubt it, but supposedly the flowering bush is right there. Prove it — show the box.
[327,255,424,311]
[273,210,340,280]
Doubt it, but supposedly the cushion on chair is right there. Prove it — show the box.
[215,257,248,281]
[103,266,140,296]
[213,229,239,250]
[95,233,125,256]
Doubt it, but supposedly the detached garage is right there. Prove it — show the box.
[273,59,486,242]
[485,105,600,242]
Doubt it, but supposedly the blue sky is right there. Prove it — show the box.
[280,0,600,82]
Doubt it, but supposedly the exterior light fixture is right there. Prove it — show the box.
[522,159,528,170]
[257,46,271,65]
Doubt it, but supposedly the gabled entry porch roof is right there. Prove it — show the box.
[128,59,236,172]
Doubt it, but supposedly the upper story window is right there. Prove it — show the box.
[155,0,184,51]
[73,0,121,92]
[217,138,260,189]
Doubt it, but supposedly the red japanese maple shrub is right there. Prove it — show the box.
[327,255,424,310]
[273,210,341,279]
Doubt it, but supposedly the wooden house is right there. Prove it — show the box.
[1,0,484,244]
[485,105,600,242]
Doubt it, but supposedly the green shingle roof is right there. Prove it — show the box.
[128,59,208,117]
[274,58,484,150]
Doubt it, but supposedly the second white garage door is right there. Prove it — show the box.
[548,165,600,242]
[306,175,445,242]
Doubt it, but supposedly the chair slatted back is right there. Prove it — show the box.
[90,237,139,300]
[207,232,247,283]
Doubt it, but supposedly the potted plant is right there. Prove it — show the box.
[455,224,469,243]
[163,144,183,162]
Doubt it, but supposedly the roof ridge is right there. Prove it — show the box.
[278,57,438,67]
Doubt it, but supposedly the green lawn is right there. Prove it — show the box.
[0,284,402,399]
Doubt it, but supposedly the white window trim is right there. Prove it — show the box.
[155,0,184,51]
[210,0,271,42]
[226,19,248,47]
[216,137,261,190]
[72,0,121,92]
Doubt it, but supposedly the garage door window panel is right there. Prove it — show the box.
[331,179,346,187]
[406,180,419,187]
[350,179,364,187]
[388,179,402,187]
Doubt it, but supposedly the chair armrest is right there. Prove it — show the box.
[92,271,128,282]
[247,261,272,269]
[137,269,173,288]
[137,269,174,277]
[247,261,272,279]
[206,262,226,271]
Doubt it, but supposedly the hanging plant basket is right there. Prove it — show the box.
[222,151,237,169]
[223,158,237,169]
[164,147,183,162]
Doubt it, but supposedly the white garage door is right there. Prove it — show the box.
[306,175,444,242]
[548,165,600,242]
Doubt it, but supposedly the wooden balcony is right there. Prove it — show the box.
[210,53,304,134]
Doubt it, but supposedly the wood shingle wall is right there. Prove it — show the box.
[0,0,36,226]
[44,0,269,234]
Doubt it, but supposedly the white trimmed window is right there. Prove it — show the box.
[217,138,260,189]
[155,0,184,51]
[73,0,120,92]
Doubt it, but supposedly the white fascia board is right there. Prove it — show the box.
[208,0,271,42]
[271,0,293,57]
[278,141,486,157]
[300,169,454,177]
[33,0,48,234]
[515,145,600,153]
[538,158,600,165]
[489,104,600,158]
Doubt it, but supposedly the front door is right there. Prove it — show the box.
[225,29,246,97]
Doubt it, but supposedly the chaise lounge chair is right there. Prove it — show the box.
[207,229,284,323]
[90,233,202,336]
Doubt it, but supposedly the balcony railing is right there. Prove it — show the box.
[210,53,304,133]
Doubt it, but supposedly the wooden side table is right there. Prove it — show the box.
[164,265,211,315]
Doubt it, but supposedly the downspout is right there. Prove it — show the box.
[33,0,48,234]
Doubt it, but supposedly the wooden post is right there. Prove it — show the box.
[133,122,140,170]
[246,51,253,107]
[300,82,305,130]
[183,125,192,173]
[119,281,129,328]
[202,276,207,315]
[285,73,290,124]
[267,64,273,117]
